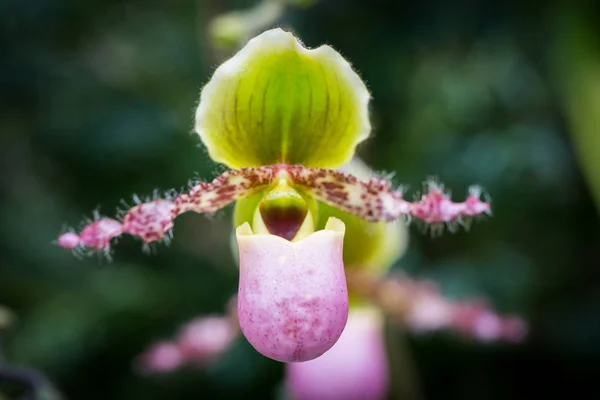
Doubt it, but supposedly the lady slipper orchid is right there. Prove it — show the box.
[133,162,522,400]
[57,28,492,362]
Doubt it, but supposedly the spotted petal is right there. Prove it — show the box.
[318,158,408,275]
[236,217,349,362]
[195,28,371,169]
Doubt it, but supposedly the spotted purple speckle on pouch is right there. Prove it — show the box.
[236,222,349,362]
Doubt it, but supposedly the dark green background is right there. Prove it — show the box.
[1,0,599,399]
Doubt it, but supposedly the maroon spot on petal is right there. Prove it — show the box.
[260,205,307,241]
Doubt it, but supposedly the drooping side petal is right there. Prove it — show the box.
[236,218,349,362]
[287,166,491,234]
[173,167,275,215]
[195,28,371,169]
[57,167,276,253]
[286,307,389,400]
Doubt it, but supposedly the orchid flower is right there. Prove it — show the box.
[57,28,492,363]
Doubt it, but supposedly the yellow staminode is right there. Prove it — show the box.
[195,28,371,169]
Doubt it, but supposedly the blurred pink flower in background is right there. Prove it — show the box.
[451,300,528,343]
[286,307,389,400]
[135,273,527,399]
[177,316,239,366]
[135,314,238,374]
[136,341,183,375]
[352,271,528,343]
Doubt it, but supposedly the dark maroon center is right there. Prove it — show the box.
[259,205,307,241]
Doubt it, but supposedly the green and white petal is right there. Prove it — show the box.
[195,28,371,169]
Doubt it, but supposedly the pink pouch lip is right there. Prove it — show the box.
[236,218,349,362]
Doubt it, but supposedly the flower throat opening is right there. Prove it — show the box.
[256,182,314,241]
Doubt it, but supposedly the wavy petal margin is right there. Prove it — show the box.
[195,28,371,169]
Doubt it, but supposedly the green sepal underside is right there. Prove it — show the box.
[316,202,405,275]
[195,28,371,169]
[233,191,264,227]
[330,157,408,275]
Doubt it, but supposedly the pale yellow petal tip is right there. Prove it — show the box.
[195,28,371,169]
[236,221,254,237]
[324,217,346,235]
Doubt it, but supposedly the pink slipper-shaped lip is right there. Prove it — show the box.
[236,218,349,362]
